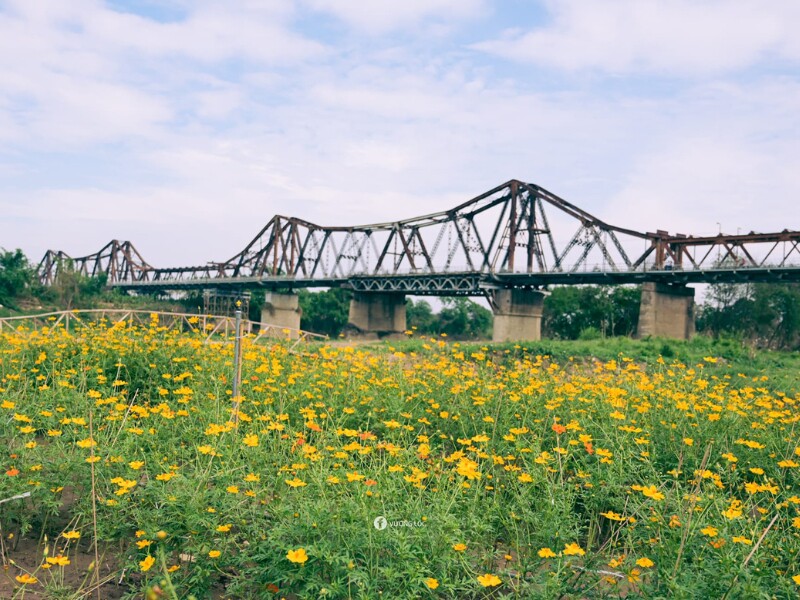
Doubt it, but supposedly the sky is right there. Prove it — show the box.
[1,0,799,270]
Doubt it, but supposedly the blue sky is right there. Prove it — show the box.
[1,0,799,268]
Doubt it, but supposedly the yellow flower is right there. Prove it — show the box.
[600,511,625,521]
[129,461,145,470]
[216,524,232,532]
[640,485,665,501]
[793,574,800,585]
[563,542,585,556]
[636,557,654,568]
[208,550,221,558]
[700,526,719,537]
[538,547,557,558]
[243,434,259,447]
[285,478,307,488]
[683,437,694,446]
[226,486,239,494]
[286,548,309,564]
[732,536,752,545]
[62,530,81,540]
[453,543,467,552]
[477,573,501,587]
[424,577,439,589]
[140,555,155,572]
[15,574,38,584]
[46,554,71,566]
[722,500,743,520]
[517,473,533,483]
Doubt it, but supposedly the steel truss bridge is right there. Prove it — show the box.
[38,180,800,295]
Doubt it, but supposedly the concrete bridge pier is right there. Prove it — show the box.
[261,291,302,338]
[348,292,406,336]
[491,289,545,342]
[637,282,695,340]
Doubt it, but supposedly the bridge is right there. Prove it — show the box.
[38,180,800,341]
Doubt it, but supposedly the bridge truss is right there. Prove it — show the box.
[37,180,800,294]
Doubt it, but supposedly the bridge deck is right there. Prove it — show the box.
[111,266,800,295]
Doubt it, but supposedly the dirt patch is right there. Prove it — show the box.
[1,535,128,599]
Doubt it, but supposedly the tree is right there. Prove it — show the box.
[437,297,492,339]
[0,248,36,309]
[49,267,107,309]
[697,282,800,349]
[406,299,437,333]
[542,285,641,339]
[298,288,352,337]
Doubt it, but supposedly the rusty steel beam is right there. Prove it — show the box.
[37,180,800,291]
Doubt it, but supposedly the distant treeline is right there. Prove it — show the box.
[2,248,798,348]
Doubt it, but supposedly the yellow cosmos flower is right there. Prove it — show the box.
[701,526,719,537]
[453,543,467,552]
[424,577,439,589]
[600,511,625,521]
[563,543,585,556]
[140,555,155,572]
[640,485,665,501]
[286,548,309,564]
[477,573,501,587]
[538,547,557,558]
[209,550,221,558]
[636,557,654,568]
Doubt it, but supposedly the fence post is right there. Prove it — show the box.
[231,305,243,424]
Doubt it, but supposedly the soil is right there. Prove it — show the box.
[1,536,129,599]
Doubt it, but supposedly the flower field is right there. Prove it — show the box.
[1,316,800,598]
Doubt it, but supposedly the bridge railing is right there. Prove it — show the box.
[0,309,328,345]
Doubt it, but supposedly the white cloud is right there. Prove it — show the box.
[475,0,800,75]
[1,0,799,280]
[303,0,486,34]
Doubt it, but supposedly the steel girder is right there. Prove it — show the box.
[37,180,800,292]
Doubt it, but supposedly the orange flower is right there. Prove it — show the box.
[552,423,567,435]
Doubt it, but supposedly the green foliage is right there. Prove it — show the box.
[2,326,800,598]
[697,282,800,349]
[0,248,36,309]
[407,298,492,339]
[405,299,437,333]
[543,285,640,340]
[298,288,352,336]
[47,266,108,309]
[437,297,492,339]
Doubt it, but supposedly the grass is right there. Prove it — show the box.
[1,318,799,598]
